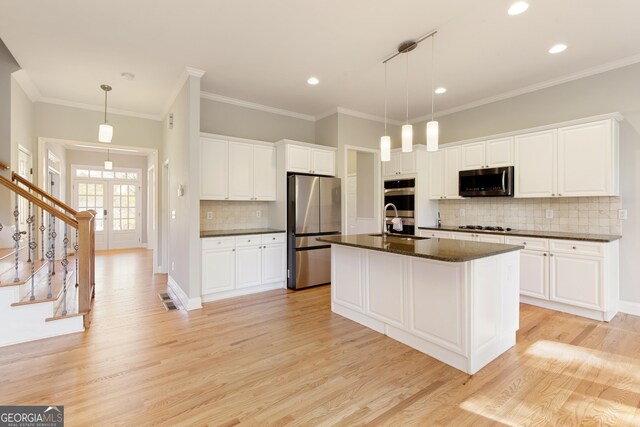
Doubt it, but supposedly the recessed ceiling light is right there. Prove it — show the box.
[508,1,529,15]
[307,77,319,85]
[120,72,135,81]
[435,87,447,94]
[548,44,568,54]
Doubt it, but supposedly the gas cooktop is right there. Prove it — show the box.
[459,225,513,232]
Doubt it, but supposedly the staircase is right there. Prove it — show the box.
[0,161,96,347]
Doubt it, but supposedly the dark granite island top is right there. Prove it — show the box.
[317,234,523,262]
[200,228,286,238]
[418,226,621,243]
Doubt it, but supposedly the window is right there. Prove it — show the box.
[75,168,139,181]
[76,183,105,231]
[112,184,137,231]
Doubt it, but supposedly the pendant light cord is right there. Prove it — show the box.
[431,35,435,121]
[405,51,409,124]
[104,89,108,123]
[384,62,388,134]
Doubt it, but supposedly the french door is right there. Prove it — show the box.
[73,168,141,250]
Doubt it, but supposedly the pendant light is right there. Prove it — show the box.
[426,35,439,152]
[380,62,391,162]
[401,49,413,152]
[98,84,113,143]
[104,148,113,170]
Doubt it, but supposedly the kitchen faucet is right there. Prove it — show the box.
[383,203,399,236]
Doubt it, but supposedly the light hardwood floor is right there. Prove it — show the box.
[1,249,639,426]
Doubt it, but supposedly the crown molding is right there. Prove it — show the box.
[161,66,205,118]
[335,107,403,126]
[410,53,640,124]
[185,66,206,78]
[12,70,41,102]
[200,91,316,122]
[38,97,162,121]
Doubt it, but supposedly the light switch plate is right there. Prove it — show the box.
[545,209,554,219]
[618,209,628,220]
[459,208,465,217]
[207,211,213,220]
[256,210,262,218]
[171,210,176,219]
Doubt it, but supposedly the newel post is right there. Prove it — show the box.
[88,209,96,298]
[76,210,94,327]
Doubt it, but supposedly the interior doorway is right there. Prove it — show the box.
[343,146,381,235]
[17,145,32,230]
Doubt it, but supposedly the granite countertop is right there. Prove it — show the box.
[419,226,622,243]
[317,234,523,262]
[200,228,286,238]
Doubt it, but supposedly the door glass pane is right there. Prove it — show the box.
[76,182,105,231]
[112,184,137,231]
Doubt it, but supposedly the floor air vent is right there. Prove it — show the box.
[158,293,178,311]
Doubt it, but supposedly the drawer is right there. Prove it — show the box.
[549,239,604,257]
[419,230,452,239]
[236,234,263,247]
[505,236,549,252]
[262,233,286,245]
[202,237,235,250]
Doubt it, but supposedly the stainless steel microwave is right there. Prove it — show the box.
[458,166,514,197]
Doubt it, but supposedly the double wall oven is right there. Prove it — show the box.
[383,178,415,235]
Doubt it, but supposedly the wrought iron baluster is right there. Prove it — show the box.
[27,208,36,300]
[46,212,53,298]
[40,209,45,261]
[62,224,69,315]
[27,202,32,263]
[51,215,57,275]
[13,194,20,282]
[74,229,79,287]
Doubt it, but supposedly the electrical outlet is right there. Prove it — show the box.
[206,211,213,220]
[618,209,628,220]
[171,261,175,271]
[256,210,262,218]
[459,208,465,217]
[171,210,176,219]
[545,209,554,219]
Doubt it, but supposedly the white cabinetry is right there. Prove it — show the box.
[383,150,417,177]
[461,137,513,171]
[200,137,228,200]
[429,146,462,200]
[366,251,406,328]
[418,230,452,239]
[201,233,286,301]
[514,130,557,198]
[285,143,335,176]
[200,135,276,201]
[450,232,505,243]
[504,236,618,321]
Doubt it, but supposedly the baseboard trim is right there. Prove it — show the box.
[168,275,202,311]
[201,282,285,303]
[618,300,640,317]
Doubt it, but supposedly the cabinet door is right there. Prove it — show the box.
[550,253,603,310]
[311,149,335,176]
[383,152,400,177]
[202,249,236,294]
[427,150,444,199]
[200,138,228,200]
[519,250,549,299]
[418,230,452,239]
[515,130,557,198]
[486,137,514,168]
[557,120,613,197]
[444,146,462,199]
[236,245,262,288]
[476,234,505,244]
[228,142,254,200]
[262,243,285,284]
[399,151,417,174]
[461,141,486,170]
[253,145,276,200]
[451,232,475,241]
[366,251,405,327]
[287,145,311,173]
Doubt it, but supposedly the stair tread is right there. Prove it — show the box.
[11,258,76,306]
[0,259,47,287]
[47,280,87,321]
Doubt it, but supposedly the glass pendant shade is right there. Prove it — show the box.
[402,124,413,152]
[380,136,391,162]
[99,123,113,143]
[104,160,113,170]
[426,120,439,152]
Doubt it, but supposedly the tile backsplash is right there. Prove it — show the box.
[439,196,622,235]
[200,201,270,231]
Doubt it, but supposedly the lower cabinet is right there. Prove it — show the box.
[202,233,286,300]
[550,253,603,310]
[519,249,549,300]
[366,251,405,328]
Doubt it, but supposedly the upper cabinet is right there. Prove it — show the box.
[428,146,462,200]
[200,136,276,201]
[515,118,619,198]
[285,143,335,176]
[461,137,514,170]
[383,150,417,177]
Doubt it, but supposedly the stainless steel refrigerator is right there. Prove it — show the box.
[287,174,341,290]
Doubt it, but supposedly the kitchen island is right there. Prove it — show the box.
[317,234,523,374]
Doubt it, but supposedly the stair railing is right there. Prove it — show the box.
[0,172,95,328]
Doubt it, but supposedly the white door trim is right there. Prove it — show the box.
[342,145,381,235]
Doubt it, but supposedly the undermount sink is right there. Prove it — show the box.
[367,234,429,241]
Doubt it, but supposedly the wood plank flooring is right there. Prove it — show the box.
[1,249,639,426]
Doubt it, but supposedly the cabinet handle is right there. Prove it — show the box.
[232,249,235,252]
[552,194,556,197]
[225,197,229,200]
[572,246,577,250]
[523,242,526,245]
[559,194,562,196]
[550,253,554,257]
[543,253,547,256]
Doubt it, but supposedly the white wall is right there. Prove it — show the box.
[414,62,640,305]
[10,73,35,175]
[200,98,315,143]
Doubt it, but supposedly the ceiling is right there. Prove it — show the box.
[2,0,640,122]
